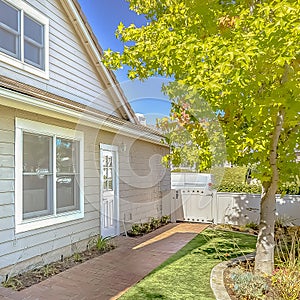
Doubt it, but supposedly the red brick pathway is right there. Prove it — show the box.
[0,223,208,300]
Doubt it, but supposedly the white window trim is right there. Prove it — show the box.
[0,0,49,79]
[15,118,84,234]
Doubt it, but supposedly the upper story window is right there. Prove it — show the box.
[0,0,49,78]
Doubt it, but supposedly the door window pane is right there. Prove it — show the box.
[103,153,113,191]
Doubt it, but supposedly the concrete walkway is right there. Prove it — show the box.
[0,223,208,300]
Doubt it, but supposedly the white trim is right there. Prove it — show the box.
[15,118,84,234]
[100,144,120,237]
[0,0,49,79]
[100,144,118,152]
[61,0,136,123]
[0,87,164,145]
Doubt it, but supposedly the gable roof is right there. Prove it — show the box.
[60,0,139,124]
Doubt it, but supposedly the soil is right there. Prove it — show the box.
[2,244,116,291]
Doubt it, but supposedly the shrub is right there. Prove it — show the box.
[275,226,300,268]
[217,183,261,194]
[211,166,299,194]
[278,182,300,195]
[209,166,262,193]
[230,268,269,300]
[210,166,247,185]
[128,215,171,236]
[271,226,300,300]
[271,267,300,300]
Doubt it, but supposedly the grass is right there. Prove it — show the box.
[119,229,257,300]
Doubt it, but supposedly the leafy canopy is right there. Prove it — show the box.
[104,0,300,186]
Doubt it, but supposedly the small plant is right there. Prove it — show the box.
[271,267,300,300]
[245,222,259,231]
[130,223,143,236]
[230,268,269,300]
[275,226,300,268]
[96,236,113,251]
[161,215,170,225]
[141,222,152,233]
[73,252,82,263]
[41,264,58,277]
[275,216,295,230]
[150,217,160,230]
[2,277,24,290]
[88,235,114,252]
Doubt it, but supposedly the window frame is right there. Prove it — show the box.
[0,0,49,79]
[15,118,84,234]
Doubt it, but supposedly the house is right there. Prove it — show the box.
[0,0,170,280]
[135,113,147,126]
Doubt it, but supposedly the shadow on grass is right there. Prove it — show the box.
[119,229,257,300]
[153,229,256,270]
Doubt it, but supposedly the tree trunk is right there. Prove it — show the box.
[254,182,276,274]
[254,107,285,275]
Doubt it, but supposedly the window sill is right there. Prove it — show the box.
[15,210,84,234]
[0,52,49,80]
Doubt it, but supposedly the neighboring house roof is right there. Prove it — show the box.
[59,0,139,125]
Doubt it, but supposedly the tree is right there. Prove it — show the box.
[104,0,300,274]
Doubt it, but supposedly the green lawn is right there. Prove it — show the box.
[119,229,257,300]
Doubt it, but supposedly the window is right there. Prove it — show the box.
[102,153,113,191]
[15,119,84,233]
[0,0,49,78]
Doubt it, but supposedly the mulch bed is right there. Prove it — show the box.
[3,221,171,291]
[126,220,170,237]
[2,244,115,291]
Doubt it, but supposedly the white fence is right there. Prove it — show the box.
[170,190,300,226]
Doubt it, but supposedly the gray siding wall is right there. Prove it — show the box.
[0,106,170,280]
[0,0,120,117]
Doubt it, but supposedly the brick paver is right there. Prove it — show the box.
[0,223,208,300]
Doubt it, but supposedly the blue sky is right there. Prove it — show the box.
[77,0,172,123]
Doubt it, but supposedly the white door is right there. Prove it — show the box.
[100,144,119,238]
